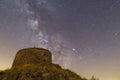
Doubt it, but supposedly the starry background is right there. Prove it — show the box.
[0,0,120,80]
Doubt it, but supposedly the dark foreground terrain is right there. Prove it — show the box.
[0,64,87,80]
[0,48,87,80]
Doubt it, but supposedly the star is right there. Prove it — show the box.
[72,48,76,51]
[114,32,120,36]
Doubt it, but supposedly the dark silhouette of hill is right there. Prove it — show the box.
[0,48,87,80]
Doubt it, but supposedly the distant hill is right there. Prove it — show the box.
[0,48,87,80]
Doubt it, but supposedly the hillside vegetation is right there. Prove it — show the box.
[0,64,87,80]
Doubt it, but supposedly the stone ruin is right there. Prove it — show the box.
[12,48,52,68]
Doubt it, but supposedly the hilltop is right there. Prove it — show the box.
[0,48,87,80]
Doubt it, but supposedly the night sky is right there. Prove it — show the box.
[0,0,120,80]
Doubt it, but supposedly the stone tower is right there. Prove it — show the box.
[12,48,52,68]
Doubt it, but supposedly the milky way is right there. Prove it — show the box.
[17,0,79,68]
